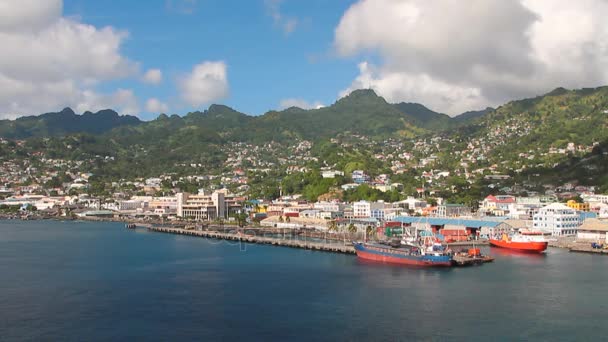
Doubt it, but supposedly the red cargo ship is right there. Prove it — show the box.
[489,231,548,253]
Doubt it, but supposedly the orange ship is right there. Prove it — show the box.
[489,231,548,253]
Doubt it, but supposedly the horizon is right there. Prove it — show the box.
[2,0,608,120]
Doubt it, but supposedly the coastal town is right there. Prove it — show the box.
[2,141,607,249]
[1,115,607,252]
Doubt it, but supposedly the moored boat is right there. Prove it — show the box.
[489,230,548,253]
[353,242,453,267]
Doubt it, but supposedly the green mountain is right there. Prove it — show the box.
[247,89,428,140]
[452,107,494,123]
[393,102,452,130]
[0,108,141,139]
[0,89,497,141]
[472,86,608,150]
[2,87,607,159]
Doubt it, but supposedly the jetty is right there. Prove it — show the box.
[569,245,608,255]
[147,226,356,254]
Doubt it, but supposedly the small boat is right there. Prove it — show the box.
[353,241,453,267]
[125,223,136,229]
[489,230,548,253]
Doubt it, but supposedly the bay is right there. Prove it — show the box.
[1,220,606,341]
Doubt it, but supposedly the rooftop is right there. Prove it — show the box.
[394,216,506,228]
[578,218,608,232]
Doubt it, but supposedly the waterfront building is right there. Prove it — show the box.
[393,216,507,239]
[395,197,428,211]
[119,199,143,211]
[533,203,580,236]
[576,218,608,242]
[342,205,354,219]
[148,196,178,215]
[509,197,547,219]
[353,200,385,218]
[177,190,241,220]
[436,204,471,217]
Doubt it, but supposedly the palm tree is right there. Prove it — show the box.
[278,215,284,223]
[366,225,376,241]
[327,220,338,233]
[347,223,357,239]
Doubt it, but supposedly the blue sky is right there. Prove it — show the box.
[2,1,606,120]
[64,0,362,119]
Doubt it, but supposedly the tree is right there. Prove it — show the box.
[278,215,284,223]
[366,225,376,240]
[232,212,248,228]
[285,215,290,223]
[327,220,338,233]
[347,223,357,235]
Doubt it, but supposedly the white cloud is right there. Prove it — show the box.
[265,0,298,35]
[335,0,608,115]
[143,69,162,85]
[0,0,62,32]
[0,0,140,118]
[145,98,169,113]
[179,61,229,107]
[279,98,324,110]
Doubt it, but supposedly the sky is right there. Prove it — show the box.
[1,0,608,120]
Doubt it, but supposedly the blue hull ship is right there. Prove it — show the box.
[353,242,453,267]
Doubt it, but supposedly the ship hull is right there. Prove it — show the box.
[353,243,453,267]
[489,239,548,253]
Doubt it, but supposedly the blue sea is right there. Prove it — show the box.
[1,220,607,341]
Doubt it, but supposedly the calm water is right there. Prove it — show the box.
[1,220,607,341]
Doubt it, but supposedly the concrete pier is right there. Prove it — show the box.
[569,245,608,255]
[147,226,356,254]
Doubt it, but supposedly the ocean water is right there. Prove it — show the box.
[1,220,607,341]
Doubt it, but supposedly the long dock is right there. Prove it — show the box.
[569,245,608,255]
[147,226,356,254]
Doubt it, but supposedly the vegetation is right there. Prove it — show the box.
[2,86,608,203]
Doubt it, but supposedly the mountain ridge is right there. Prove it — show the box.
[2,86,607,143]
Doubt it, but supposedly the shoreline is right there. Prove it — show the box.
[4,214,606,255]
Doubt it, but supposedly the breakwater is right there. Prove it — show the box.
[147,226,356,254]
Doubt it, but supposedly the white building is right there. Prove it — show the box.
[177,190,241,220]
[119,199,143,211]
[397,197,427,211]
[313,202,343,212]
[321,170,344,179]
[533,203,580,236]
[479,195,516,216]
[353,201,385,218]
[582,193,608,205]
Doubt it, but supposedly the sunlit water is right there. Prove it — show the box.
[1,220,607,341]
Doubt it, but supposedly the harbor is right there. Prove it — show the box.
[147,226,357,254]
[145,225,496,266]
[4,219,608,341]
